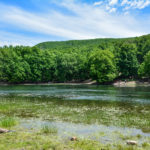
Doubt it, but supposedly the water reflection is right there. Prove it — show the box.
[0,85,150,104]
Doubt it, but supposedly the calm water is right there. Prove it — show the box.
[0,84,150,104]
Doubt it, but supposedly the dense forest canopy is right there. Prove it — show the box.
[0,34,150,83]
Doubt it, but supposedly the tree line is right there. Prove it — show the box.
[0,34,150,83]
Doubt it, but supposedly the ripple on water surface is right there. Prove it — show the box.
[0,85,150,104]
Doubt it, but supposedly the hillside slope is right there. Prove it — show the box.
[36,37,136,50]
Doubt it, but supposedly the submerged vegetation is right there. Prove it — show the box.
[0,95,149,150]
[1,34,150,83]
[0,95,150,130]
[41,125,58,134]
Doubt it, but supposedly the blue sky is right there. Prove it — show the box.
[0,0,150,46]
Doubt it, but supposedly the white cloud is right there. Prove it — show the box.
[0,31,48,46]
[121,0,130,6]
[109,0,118,6]
[109,7,117,12]
[94,1,103,6]
[93,0,150,14]
[121,0,150,9]
[106,5,117,13]
[0,1,149,46]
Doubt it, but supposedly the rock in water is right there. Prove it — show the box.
[0,128,9,133]
[126,140,137,145]
[70,136,77,141]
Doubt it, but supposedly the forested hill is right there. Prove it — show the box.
[1,34,150,83]
[36,37,135,50]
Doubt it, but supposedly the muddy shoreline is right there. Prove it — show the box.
[0,80,150,87]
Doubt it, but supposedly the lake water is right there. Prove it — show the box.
[0,84,150,104]
[0,84,150,145]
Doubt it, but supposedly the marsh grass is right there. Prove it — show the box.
[142,142,150,148]
[142,127,150,133]
[0,95,149,150]
[0,117,18,128]
[41,125,58,134]
[0,130,149,150]
[0,95,150,130]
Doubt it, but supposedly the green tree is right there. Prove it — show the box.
[54,51,88,82]
[116,43,139,78]
[89,50,117,83]
[0,47,31,83]
[138,51,150,78]
[136,36,150,63]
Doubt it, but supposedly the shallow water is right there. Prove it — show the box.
[0,84,150,145]
[0,84,150,104]
[20,119,150,144]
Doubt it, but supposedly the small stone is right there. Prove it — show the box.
[70,136,77,141]
[0,128,9,133]
[126,140,137,145]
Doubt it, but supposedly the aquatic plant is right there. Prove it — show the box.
[41,125,58,134]
[0,96,150,130]
[0,117,18,128]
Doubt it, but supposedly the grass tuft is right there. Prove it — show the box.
[41,125,58,134]
[0,117,18,128]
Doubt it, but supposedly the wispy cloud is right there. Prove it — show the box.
[109,0,118,6]
[94,0,150,12]
[0,0,149,46]
[0,31,49,46]
[121,0,150,9]
[94,1,103,6]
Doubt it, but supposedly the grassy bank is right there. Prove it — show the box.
[0,130,150,150]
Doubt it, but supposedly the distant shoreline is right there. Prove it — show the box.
[113,80,150,87]
[0,80,150,87]
[0,81,97,86]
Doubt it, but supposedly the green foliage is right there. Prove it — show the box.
[136,35,150,63]
[89,50,117,83]
[36,38,117,50]
[138,51,150,77]
[0,46,90,83]
[54,51,89,82]
[1,34,150,83]
[116,43,139,78]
